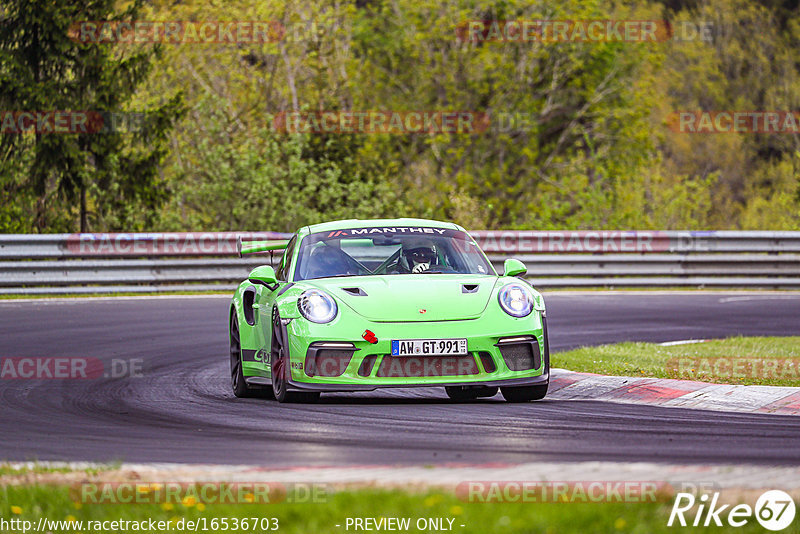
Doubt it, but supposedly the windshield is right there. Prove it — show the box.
[294,227,495,281]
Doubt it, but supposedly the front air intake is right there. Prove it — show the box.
[496,336,541,371]
[305,342,357,377]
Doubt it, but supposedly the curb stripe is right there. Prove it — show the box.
[550,369,800,415]
[757,391,800,414]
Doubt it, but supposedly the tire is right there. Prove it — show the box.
[500,383,548,402]
[445,386,498,401]
[271,312,320,404]
[230,313,272,398]
[475,386,499,398]
[445,386,480,401]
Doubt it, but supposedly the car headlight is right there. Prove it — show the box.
[498,283,534,318]
[297,289,338,323]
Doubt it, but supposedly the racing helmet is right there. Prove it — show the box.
[403,238,437,273]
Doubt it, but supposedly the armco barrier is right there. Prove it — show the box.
[0,230,799,294]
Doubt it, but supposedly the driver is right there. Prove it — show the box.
[402,238,440,273]
[307,245,350,279]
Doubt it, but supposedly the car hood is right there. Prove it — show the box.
[306,274,498,322]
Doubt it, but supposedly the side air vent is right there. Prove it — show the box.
[342,287,367,296]
[478,352,496,373]
[358,355,378,377]
[462,284,479,294]
[243,286,257,326]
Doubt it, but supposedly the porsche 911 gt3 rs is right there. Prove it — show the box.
[229,218,549,403]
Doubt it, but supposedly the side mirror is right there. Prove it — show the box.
[248,265,278,290]
[503,258,527,278]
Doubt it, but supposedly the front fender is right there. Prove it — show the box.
[273,283,307,319]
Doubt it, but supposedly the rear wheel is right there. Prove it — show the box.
[230,314,271,398]
[271,313,320,404]
[500,383,548,402]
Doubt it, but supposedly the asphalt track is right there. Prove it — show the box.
[1,292,799,466]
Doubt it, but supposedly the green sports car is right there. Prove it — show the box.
[229,218,549,403]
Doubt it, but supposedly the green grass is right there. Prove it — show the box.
[0,464,73,477]
[554,336,800,386]
[0,463,117,477]
[0,484,785,534]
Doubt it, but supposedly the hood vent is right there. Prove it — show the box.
[341,287,367,296]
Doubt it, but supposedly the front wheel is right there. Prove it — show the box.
[230,314,271,398]
[500,383,548,402]
[445,386,498,401]
[271,313,320,404]
[444,386,480,401]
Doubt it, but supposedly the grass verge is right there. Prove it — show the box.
[0,483,782,534]
[553,336,800,386]
[0,463,116,478]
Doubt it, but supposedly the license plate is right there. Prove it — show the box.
[391,338,468,356]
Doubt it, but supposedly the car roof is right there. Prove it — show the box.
[302,218,461,235]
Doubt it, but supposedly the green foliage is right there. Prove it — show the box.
[0,0,184,232]
[2,0,800,231]
[656,0,800,228]
[158,97,398,232]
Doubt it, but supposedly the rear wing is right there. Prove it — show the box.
[237,237,289,257]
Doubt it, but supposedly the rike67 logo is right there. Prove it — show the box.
[668,490,796,531]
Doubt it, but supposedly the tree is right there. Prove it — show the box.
[0,0,184,232]
[347,0,666,229]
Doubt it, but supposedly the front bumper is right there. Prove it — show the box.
[288,372,549,392]
[281,311,550,392]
